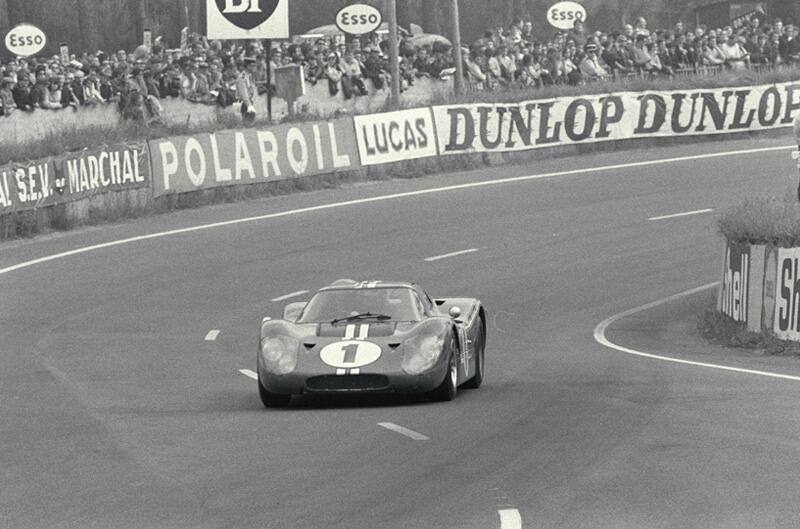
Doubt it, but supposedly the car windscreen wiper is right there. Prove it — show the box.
[330,313,392,325]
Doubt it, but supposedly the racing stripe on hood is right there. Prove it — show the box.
[346,324,370,375]
[344,324,357,339]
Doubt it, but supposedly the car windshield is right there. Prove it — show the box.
[298,288,422,323]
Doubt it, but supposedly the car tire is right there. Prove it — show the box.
[430,346,458,402]
[258,376,291,408]
[463,315,485,389]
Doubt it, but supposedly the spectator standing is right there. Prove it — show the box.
[0,77,16,116]
[703,35,727,66]
[362,47,387,90]
[340,48,367,99]
[324,52,343,96]
[236,56,257,123]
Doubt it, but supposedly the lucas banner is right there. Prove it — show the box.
[433,81,800,155]
[354,108,439,166]
[149,118,359,196]
[0,143,150,214]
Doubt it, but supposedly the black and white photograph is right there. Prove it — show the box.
[2,0,800,527]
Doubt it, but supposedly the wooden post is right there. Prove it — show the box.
[451,0,464,97]
[386,0,400,109]
[266,38,273,122]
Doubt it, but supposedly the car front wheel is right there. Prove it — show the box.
[430,348,458,402]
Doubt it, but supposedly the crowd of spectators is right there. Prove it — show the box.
[1,14,799,120]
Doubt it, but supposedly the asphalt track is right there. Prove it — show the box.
[4,136,800,529]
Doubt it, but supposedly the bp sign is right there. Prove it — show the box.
[336,4,383,36]
[4,23,47,58]
[547,1,587,30]
[206,0,289,40]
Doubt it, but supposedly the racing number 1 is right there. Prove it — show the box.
[342,343,359,364]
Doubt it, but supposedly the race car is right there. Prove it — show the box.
[257,280,487,407]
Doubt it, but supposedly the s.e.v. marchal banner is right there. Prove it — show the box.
[149,117,359,197]
[0,142,150,214]
[434,81,800,155]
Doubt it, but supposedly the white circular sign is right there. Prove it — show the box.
[547,1,587,30]
[320,340,382,369]
[336,4,383,36]
[4,24,47,58]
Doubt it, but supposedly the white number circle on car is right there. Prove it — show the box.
[320,341,382,369]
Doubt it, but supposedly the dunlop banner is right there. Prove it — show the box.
[0,142,150,214]
[434,81,800,155]
[354,108,438,166]
[149,118,358,197]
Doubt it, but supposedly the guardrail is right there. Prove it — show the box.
[2,79,799,238]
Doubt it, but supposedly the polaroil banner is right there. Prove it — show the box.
[0,142,149,213]
[149,118,358,197]
[433,81,800,155]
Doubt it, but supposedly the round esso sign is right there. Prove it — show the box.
[547,1,587,30]
[336,4,383,36]
[4,23,47,58]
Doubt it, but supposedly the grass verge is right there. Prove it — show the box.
[698,305,800,356]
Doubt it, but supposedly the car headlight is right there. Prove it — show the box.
[402,334,445,375]
[260,336,299,375]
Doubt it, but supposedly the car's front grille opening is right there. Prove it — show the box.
[305,375,391,392]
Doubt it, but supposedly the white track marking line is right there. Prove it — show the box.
[205,330,220,341]
[424,248,479,262]
[0,145,794,277]
[270,290,309,302]
[498,509,522,529]
[377,422,430,441]
[648,208,714,221]
[239,369,258,380]
[594,282,800,382]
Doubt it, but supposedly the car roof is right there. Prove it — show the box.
[318,279,419,292]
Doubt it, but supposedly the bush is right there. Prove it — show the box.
[698,306,800,355]
[718,195,800,246]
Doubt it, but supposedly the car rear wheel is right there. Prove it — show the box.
[258,376,291,408]
[430,348,458,402]
[463,315,485,389]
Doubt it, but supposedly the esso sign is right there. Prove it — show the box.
[547,1,587,30]
[336,4,383,35]
[4,24,47,57]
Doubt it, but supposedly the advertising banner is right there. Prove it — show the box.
[773,247,800,341]
[149,118,358,196]
[433,81,800,155]
[719,241,751,325]
[0,142,150,214]
[354,108,438,166]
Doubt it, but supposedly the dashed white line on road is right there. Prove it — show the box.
[1,145,794,278]
[648,208,713,221]
[239,369,258,380]
[424,248,479,262]
[271,290,310,302]
[377,422,430,440]
[498,509,522,529]
[205,330,221,341]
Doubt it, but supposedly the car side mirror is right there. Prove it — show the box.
[283,302,307,322]
[449,306,462,319]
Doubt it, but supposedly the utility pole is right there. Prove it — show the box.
[386,0,400,109]
[451,0,464,96]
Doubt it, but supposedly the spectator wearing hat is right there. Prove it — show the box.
[0,76,16,116]
[580,42,609,80]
